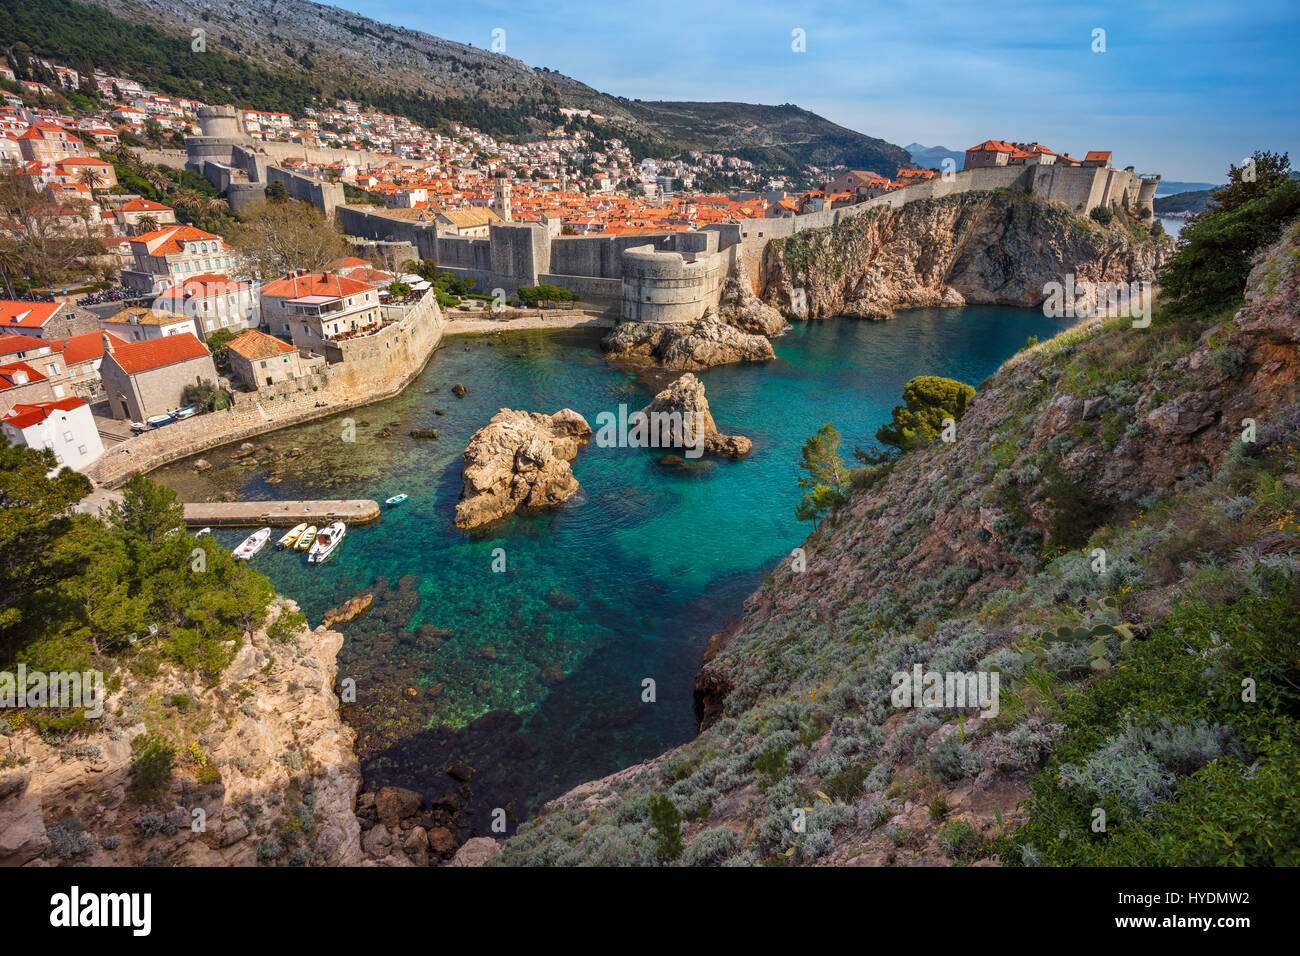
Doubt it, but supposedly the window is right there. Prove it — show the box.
[52,385,65,398]
[78,445,87,456]
[63,430,74,442]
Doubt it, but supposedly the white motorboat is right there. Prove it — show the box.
[307,522,346,564]
[232,527,271,561]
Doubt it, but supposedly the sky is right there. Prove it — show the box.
[339,0,1300,183]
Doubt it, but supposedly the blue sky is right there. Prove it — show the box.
[340,0,1299,182]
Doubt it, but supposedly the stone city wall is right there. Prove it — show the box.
[87,294,444,488]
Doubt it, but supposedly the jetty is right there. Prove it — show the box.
[183,499,382,528]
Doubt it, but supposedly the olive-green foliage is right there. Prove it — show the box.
[1011,575,1300,865]
[647,793,684,861]
[794,423,850,524]
[1040,457,1107,549]
[129,733,175,796]
[1161,150,1300,313]
[1,454,274,685]
[876,376,975,453]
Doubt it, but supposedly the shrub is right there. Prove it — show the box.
[45,818,95,859]
[876,376,976,453]
[130,734,175,796]
[647,793,683,861]
[1041,458,1107,549]
[1089,205,1114,225]
[682,826,742,866]
[929,737,984,783]
[937,816,982,862]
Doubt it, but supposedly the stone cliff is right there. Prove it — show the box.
[0,600,362,867]
[763,191,1173,319]
[494,219,1300,866]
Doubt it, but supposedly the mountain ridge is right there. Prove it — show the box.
[18,0,915,176]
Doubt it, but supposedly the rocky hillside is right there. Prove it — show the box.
[1,600,361,866]
[44,0,912,171]
[763,192,1172,318]
[493,219,1300,866]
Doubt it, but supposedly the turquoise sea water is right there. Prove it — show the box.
[153,306,1081,835]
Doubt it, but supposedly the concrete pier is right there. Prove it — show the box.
[183,499,382,528]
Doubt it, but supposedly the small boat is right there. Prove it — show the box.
[173,405,197,420]
[294,525,317,551]
[307,522,346,564]
[232,527,271,561]
[129,421,150,434]
[385,493,408,507]
[146,413,175,428]
[195,527,212,537]
[278,523,308,549]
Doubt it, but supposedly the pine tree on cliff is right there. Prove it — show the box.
[795,422,850,525]
[875,376,975,453]
[1162,150,1300,312]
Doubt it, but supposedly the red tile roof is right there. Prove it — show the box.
[4,397,87,428]
[227,329,296,361]
[59,331,125,365]
[0,334,63,357]
[130,224,225,256]
[260,272,375,298]
[0,300,61,330]
[105,332,211,374]
[0,361,46,390]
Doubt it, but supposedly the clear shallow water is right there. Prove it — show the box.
[154,306,1081,834]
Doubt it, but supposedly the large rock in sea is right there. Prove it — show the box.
[639,373,752,459]
[454,408,593,529]
[602,314,774,370]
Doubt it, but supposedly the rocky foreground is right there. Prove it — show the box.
[0,601,361,867]
[641,373,753,459]
[454,408,593,530]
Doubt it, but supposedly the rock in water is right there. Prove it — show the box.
[322,593,374,628]
[639,373,752,459]
[454,408,593,529]
[602,314,774,370]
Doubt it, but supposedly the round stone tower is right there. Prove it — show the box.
[197,105,242,140]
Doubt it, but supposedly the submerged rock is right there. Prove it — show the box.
[322,593,374,628]
[454,408,593,529]
[409,428,439,439]
[638,373,752,459]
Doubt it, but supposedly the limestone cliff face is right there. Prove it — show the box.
[763,192,1173,319]
[0,601,362,867]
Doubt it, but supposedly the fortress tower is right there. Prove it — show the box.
[196,105,243,140]
[491,171,513,222]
